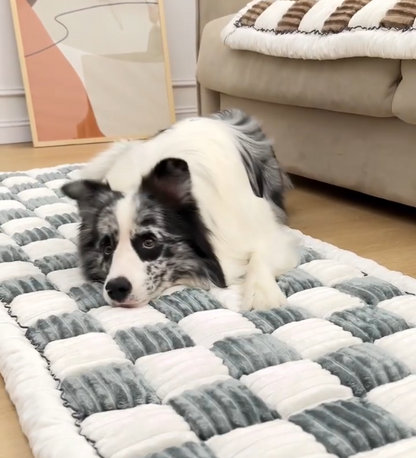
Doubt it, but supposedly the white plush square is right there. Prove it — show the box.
[367,375,416,430]
[207,419,336,458]
[44,179,69,190]
[88,305,169,336]
[17,187,57,201]
[47,268,85,292]
[44,333,127,379]
[241,359,353,419]
[34,202,77,218]
[299,0,345,32]
[10,290,78,327]
[348,0,400,29]
[81,404,199,458]
[287,286,363,318]
[0,261,43,282]
[67,169,81,180]
[0,200,26,211]
[350,437,416,458]
[378,296,416,326]
[136,346,231,403]
[0,233,17,246]
[58,222,79,240]
[23,239,77,261]
[25,167,56,178]
[2,217,51,236]
[179,309,261,348]
[273,318,362,360]
[255,1,294,29]
[1,176,38,187]
[0,186,12,194]
[298,259,364,287]
[375,329,416,372]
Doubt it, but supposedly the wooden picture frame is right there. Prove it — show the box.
[10,0,176,147]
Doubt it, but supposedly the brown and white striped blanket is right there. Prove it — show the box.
[221,0,416,60]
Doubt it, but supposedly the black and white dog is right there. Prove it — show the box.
[62,109,299,311]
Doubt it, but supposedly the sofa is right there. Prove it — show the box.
[195,0,416,208]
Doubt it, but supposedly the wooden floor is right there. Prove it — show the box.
[0,143,415,458]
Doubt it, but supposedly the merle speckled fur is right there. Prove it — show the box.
[62,159,226,299]
[61,179,122,283]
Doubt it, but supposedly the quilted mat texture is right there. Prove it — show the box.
[1,165,416,458]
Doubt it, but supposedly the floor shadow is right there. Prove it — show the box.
[290,174,416,223]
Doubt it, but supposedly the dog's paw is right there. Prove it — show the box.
[209,285,244,312]
[241,275,287,311]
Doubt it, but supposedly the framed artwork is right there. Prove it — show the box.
[10,0,176,147]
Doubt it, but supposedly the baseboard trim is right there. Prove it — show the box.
[0,80,196,98]
[172,79,196,88]
[0,105,198,130]
[0,119,31,144]
[0,119,30,128]
[0,106,197,125]
[175,106,198,119]
[0,88,25,97]
[0,106,198,144]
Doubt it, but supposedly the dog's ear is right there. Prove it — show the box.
[141,158,192,207]
[202,257,227,288]
[62,179,113,208]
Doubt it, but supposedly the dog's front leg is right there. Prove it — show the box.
[241,229,299,311]
[208,284,244,312]
[241,252,287,311]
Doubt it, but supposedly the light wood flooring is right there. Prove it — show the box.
[0,142,415,458]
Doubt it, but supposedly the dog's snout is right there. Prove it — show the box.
[105,277,132,303]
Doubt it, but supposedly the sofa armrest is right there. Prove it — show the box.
[195,0,247,115]
[196,0,247,51]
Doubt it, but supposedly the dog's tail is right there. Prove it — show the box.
[211,108,293,222]
[281,169,294,190]
[79,140,135,182]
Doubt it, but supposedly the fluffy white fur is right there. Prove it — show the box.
[80,117,299,311]
[104,192,149,307]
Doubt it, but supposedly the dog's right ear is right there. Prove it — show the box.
[140,158,192,208]
[62,179,112,207]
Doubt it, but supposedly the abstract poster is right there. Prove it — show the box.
[10,0,175,147]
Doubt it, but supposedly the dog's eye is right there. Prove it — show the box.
[104,245,113,256]
[132,233,162,261]
[101,236,114,257]
[142,238,155,249]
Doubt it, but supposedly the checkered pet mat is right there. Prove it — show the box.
[1,165,416,458]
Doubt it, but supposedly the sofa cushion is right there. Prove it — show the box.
[393,62,416,126]
[197,16,401,118]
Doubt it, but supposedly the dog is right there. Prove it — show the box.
[62,109,299,311]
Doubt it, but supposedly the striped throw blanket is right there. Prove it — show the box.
[221,0,416,60]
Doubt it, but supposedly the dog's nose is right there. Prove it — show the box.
[105,277,132,303]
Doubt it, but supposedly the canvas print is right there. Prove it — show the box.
[10,0,175,147]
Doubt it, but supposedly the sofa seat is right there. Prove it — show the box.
[197,16,401,119]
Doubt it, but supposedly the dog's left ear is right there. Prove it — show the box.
[62,179,113,210]
[141,158,192,207]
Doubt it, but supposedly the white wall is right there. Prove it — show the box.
[0,0,197,144]
[164,0,198,121]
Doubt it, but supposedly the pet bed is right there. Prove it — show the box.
[0,164,416,458]
[222,0,416,60]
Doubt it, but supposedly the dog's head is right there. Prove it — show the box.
[62,158,226,307]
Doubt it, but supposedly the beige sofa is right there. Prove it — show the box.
[196,0,416,208]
